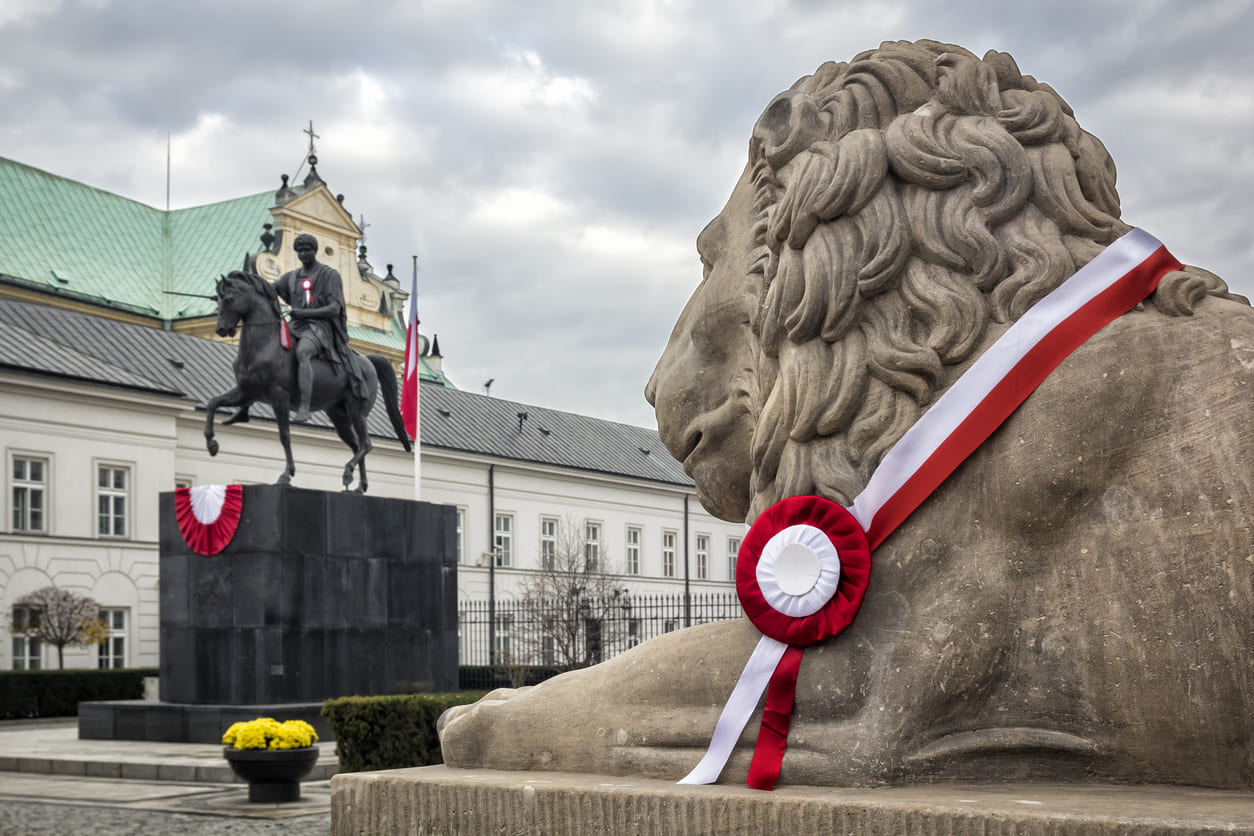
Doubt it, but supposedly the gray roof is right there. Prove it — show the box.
[0,299,693,488]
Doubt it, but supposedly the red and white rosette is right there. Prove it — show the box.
[679,229,1183,790]
[174,485,243,556]
[680,495,869,789]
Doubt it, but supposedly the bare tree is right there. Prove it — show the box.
[511,517,630,671]
[9,586,108,669]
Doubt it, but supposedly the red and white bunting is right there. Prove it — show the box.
[174,485,244,556]
[679,228,1183,790]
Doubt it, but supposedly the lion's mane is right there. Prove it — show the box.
[744,39,1240,518]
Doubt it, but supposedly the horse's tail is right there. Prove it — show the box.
[369,354,413,453]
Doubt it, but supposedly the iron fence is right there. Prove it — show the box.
[457,593,741,672]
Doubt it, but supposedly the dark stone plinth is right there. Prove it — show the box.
[78,699,331,743]
[158,485,457,706]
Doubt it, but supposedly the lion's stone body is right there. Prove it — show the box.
[439,40,1254,789]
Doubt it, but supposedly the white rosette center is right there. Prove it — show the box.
[755,524,841,618]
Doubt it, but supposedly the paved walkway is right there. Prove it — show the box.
[0,718,337,833]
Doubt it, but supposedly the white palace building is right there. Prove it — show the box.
[0,154,742,673]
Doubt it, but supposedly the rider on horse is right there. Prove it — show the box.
[275,233,367,422]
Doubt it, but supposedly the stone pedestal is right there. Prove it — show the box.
[330,767,1254,835]
[80,485,457,742]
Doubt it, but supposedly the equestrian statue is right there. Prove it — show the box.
[203,233,410,492]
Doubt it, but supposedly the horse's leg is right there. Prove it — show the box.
[222,403,252,425]
[273,392,296,485]
[204,387,246,457]
[348,407,373,494]
[326,406,364,492]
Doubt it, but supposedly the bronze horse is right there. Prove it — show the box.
[204,270,411,492]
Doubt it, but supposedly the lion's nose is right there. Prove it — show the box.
[644,365,661,407]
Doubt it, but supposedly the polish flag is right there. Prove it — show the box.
[400,262,420,441]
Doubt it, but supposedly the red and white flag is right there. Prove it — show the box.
[400,261,420,442]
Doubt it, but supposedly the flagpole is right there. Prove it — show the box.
[411,255,422,503]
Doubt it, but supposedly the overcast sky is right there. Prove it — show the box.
[2,0,1250,428]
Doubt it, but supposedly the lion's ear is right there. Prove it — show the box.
[753,92,826,169]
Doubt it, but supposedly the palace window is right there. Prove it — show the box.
[97,608,127,669]
[11,456,47,533]
[495,614,513,663]
[696,534,709,580]
[584,521,601,571]
[494,513,513,567]
[625,526,641,575]
[97,465,129,538]
[11,606,41,670]
[540,516,558,570]
[728,537,742,580]
[662,530,677,578]
[455,507,466,564]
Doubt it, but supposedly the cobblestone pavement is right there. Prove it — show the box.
[0,774,331,836]
[0,801,330,835]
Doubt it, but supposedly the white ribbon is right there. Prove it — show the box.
[678,634,788,784]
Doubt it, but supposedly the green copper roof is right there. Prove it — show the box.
[0,156,456,389]
[0,156,272,320]
[168,193,278,317]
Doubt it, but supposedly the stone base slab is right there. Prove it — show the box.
[330,766,1254,835]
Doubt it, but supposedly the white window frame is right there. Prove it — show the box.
[455,506,467,564]
[662,530,677,578]
[11,606,42,670]
[95,462,131,539]
[540,516,558,570]
[584,520,601,572]
[97,607,127,669]
[696,534,710,580]
[625,525,642,575]
[173,475,194,490]
[10,453,49,534]
[728,537,742,580]
[494,512,513,567]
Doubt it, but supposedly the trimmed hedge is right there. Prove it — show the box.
[0,667,158,720]
[322,692,484,773]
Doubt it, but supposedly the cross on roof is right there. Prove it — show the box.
[304,121,319,156]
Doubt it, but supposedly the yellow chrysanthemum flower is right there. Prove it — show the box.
[221,717,319,750]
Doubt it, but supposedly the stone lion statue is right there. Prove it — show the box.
[440,40,1254,789]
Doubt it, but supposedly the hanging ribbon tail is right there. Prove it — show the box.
[280,318,291,350]
[678,635,788,785]
[746,644,805,790]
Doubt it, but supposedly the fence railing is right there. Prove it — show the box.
[457,593,741,671]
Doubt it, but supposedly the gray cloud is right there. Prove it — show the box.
[1,0,1249,429]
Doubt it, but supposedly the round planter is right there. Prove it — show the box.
[223,746,319,803]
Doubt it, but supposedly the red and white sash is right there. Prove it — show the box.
[679,228,1183,789]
